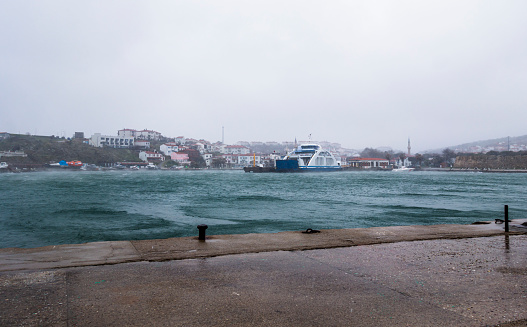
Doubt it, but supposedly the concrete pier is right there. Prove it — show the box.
[1,221,526,326]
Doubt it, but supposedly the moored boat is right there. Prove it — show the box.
[392,166,415,172]
[67,160,83,167]
[276,144,342,172]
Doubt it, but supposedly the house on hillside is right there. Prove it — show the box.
[160,143,179,156]
[171,152,191,166]
[139,151,165,162]
[90,133,134,148]
[202,153,212,166]
[118,129,137,138]
[222,145,250,155]
[175,136,186,144]
[136,129,162,140]
[134,140,150,149]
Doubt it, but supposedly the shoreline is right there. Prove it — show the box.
[1,220,526,272]
[5,166,527,173]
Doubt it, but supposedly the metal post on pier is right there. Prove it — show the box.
[197,224,208,241]
[504,205,509,233]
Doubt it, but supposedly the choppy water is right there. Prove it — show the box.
[1,170,525,248]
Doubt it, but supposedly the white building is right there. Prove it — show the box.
[118,129,137,138]
[139,151,165,162]
[202,153,212,166]
[237,154,261,167]
[171,152,191,166]
[221,154,235,166]
[222,145,250,155]
[136,129,161,140]
[134,140,150,149]
[160,143,179,156]
[394,157,411,168]
[175,136,186,144]
[90,133,134,148]
[348,158,390,169]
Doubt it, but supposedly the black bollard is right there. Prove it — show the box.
[197,224,208,241]
[504,205,509,233]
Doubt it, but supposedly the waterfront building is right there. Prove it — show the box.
[171,152,191,166]
[139,151,165,162]
[202,153,212,166]
[348,158,390,169]
[236,154,262,168]
[89,133,134,148]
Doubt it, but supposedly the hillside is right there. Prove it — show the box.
[0,134,140,166]
[428,134,527,153]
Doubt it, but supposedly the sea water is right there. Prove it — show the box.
[1,170,525,248]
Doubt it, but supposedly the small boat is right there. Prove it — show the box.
[393,166,415,172]
[80,164,99,171]
[67,160,83,167]
[0,162,8,170]
[276,144,342,172]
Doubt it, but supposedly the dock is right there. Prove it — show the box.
[1,221,526,326]
[243,166,276,173]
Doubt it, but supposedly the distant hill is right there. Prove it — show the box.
[427,134,527,153]
[0,134,140,166]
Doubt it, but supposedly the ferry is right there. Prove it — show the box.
[276,144,342,172]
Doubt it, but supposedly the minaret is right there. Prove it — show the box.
[407,138,411,156]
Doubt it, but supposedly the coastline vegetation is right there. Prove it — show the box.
[0,134,139,166]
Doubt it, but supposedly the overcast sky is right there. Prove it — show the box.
[1,1,526,152]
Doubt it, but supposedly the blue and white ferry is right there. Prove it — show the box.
[276,144,342,172]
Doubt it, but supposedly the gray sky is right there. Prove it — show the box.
[1,1,526,152]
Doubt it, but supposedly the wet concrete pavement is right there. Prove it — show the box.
[1,221,527,326]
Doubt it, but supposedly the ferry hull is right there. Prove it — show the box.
[275,159,341,172]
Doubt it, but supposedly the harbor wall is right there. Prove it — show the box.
[455,153,527,169]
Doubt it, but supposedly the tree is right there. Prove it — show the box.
[211,157,227,168]
[164,160,180,168]
[442,148,456,167]
[360,147,388,158]
[414,153,423,167]
[182,149,206,168]
[431,153,443,167]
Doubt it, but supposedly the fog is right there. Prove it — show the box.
[1,1,526,152]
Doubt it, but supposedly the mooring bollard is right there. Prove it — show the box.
[197,224,208,241]
[504,205,509,233]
